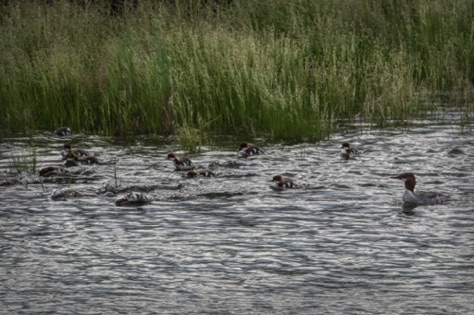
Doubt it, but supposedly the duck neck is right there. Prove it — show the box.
[405,178,416,192]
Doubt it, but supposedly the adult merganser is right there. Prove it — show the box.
[54,127,72,137]
[167,153,195,171]
[341,142,358,159]
[391,172,447,205]
[115,192,153,206]
[186,169,216,178]
[238,142,264,158]
[270,175,298,191]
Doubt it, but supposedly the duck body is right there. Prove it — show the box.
[75,156,99,165]
[186,169,216,178]
[392,172,447,205]
[115,192,153,206]
[167,153,195,171]
[62,143,90,160]
[64,156,99,167]
[341,142,358,159]
[270,175,298,191]
[49,188,81,201]
[39,165,69,177]
[63,146,99,165]
[402,189,446,205]
[55,127,72,137]
[238,142,264,158]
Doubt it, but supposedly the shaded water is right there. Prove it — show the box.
[1,115,473,314]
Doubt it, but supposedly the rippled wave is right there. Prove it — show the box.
[1,117,473,314]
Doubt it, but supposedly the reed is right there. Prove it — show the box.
[8,147,38,175]
[0,0,472,143]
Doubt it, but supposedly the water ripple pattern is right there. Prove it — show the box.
[1,119,473,314]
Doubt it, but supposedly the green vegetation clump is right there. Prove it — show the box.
[0,0,473,142]
[8,147,38,175]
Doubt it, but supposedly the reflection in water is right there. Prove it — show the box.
[0,116,473,314]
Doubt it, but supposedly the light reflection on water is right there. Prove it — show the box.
[1,117,473,314]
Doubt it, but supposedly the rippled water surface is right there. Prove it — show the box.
[1,116,473,314]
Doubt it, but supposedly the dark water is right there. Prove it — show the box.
[1,116,473,314]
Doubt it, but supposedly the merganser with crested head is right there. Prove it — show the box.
[186,169,216,178]
[238,142,264,158]
[270,175,298,191]
[115,192,153,206]
[55,127,72,137]
[167,153,195,170]
[341,142,358,159]
[391,172,447,205]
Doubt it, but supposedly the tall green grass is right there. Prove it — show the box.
[8,147,38,174]
[0,0,473,142]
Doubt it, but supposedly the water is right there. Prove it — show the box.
[1,115,473,314]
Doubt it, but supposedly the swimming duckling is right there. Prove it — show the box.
[270,175,298,191]
[238,142,264,158]
[167,153,195,171]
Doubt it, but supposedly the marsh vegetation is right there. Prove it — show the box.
[0,0,473,142]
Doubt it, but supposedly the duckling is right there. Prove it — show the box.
[186,169,216,178]
[270,175,298,191]
[54,127,72,137]
[167,153,195,171]
[238,142,264,158]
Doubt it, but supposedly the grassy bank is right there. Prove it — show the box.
[0,0,473,142]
